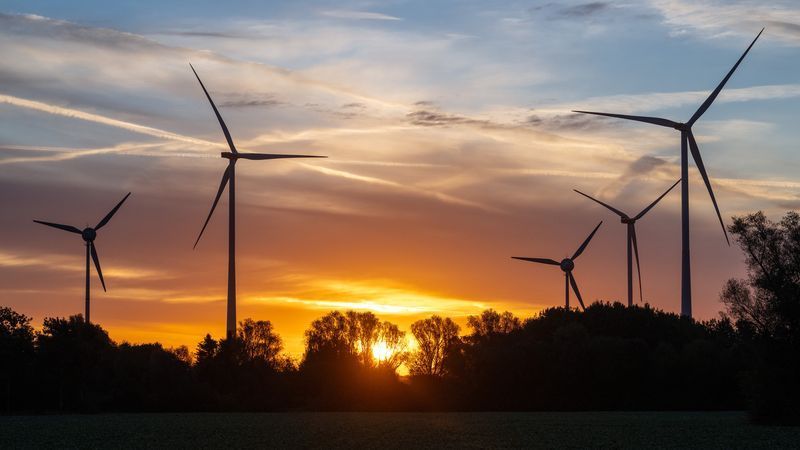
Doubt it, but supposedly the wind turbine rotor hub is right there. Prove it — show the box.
[221,152,237,160]
[621,216,633,224]
[560,258,574,272]
[81,228,97,242]
[673,122,688,131]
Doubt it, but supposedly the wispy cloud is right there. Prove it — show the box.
[320,10,402,21]
[249,278,492,316]
[0,142,168,165]
[537,84,800,116]
[650,0,800,45]
[0,250,165,280]
[0,94,220,149]
[299,163,501,212]
[560,2,612,18]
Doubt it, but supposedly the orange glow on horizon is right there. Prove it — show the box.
[28,277,544,366]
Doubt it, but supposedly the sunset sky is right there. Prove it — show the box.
[2,0,799,358]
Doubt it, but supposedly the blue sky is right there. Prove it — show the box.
[1,0,799,351]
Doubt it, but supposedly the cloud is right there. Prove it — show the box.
[0,94,220,149]
[0,142,168,166]
[298,163,501,212]
[535,84,800,116]
[320,10,402,21]
[155,30,243,39]
[560,2,611,18]
[649,0,800,45]
[247,277,506,316]
[0,13,407,116]
[407,109,489,127]
[0,250,165,280]
[525,113,613,131]
[597,155,675,197]
[218,93,283,108]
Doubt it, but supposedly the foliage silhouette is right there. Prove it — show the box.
[0,307,34,413]
[721,211,800,424]
[4,211,800,423]
[408,315,460,377]
[0,305,758,414]
[299,311,408,410]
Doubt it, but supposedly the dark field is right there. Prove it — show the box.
[2,411,799,449]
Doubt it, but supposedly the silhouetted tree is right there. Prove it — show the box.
[237,318,283,367]
[722,211,800,339]
[170,345,193,365]
[408,315,460,377]
[195,334,218,366]
[374,321,408,371]
[722,211,800,423]
[108,342,200,411]
[467,309,521,340]
[303,311,356,361]
[0,302,760,413]
[348,311,381,367]
[300,311,408,410]
[191,319,295,411]
[303,310,400,368]
[35,315,114,412]
[0,307,34,413]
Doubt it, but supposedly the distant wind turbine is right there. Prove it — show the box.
[512,221,602,310]
[573,28,764,318]
[574,180,680,307]
[33,192,131,323]
[189,64,326,340]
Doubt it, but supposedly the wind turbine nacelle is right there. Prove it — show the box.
[221,152,237,160]
[621,217,633,224]
[560,258,574,272]
[82,228,97,242]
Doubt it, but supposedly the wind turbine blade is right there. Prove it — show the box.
[90,242,106,292]
[189,63,237,154]
[574,189,627,218]
[687,28,764,127]
[633,179,681,220]
[33,220,82,234]
[572,221,603,260]
[569,273,586,310]
[194,165,231,249]
[95,192,131,230]
[511,257,560,265]
[235,153,327,161]
[687,131,729,245]
[631,225,643,303]
[572,111,679,129]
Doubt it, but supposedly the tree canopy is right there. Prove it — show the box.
[2,211,800,423]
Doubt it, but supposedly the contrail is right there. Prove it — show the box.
[299,163,502,212]
[0,93,222,147]
[0,142,166,165]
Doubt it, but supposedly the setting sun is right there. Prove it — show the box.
[371,340,393,363]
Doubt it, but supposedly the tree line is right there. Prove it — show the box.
[1,211,798,424]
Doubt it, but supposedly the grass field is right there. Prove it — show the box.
[2,411,798,449]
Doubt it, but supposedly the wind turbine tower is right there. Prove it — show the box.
[189,64,326,339]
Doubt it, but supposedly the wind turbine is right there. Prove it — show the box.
[33,192,131,323]
[189,64,326,340]
[574,180,680,307]
[573,29,764,317]
[512,221,602,310]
